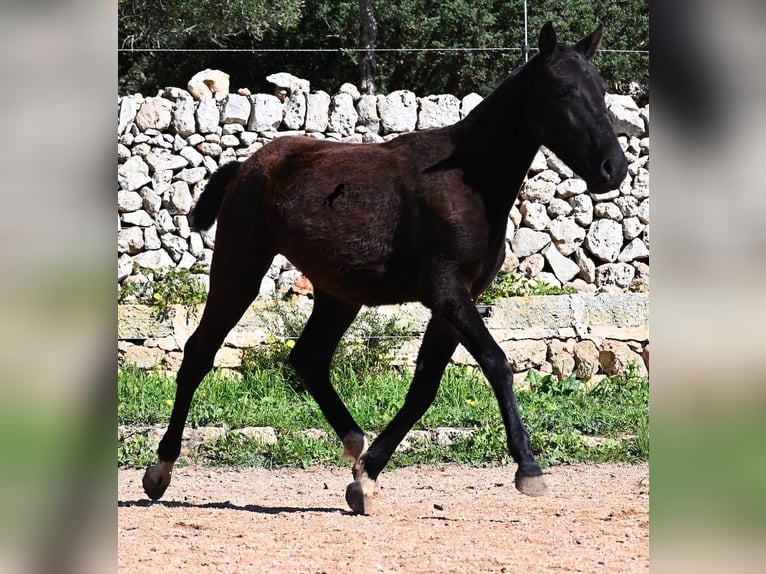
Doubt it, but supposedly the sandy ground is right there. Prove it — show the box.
[118,462,648,573]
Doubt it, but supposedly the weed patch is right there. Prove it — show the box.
[477,269,575,304]
[118,266,207,317]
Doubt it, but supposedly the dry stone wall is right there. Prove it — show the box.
[118,293,648,381]
[118,71,649,299]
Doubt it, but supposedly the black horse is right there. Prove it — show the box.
[143,22,627,514]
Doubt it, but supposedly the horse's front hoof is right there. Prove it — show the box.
[345,478,376,515]
[142,462,173,500]
[515,473,548,497]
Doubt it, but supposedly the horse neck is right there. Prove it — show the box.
[454,61,540,215]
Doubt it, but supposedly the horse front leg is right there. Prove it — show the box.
[439,293,547,497]
[346,317,459,514]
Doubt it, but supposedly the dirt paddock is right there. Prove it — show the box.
[118,462,648,573]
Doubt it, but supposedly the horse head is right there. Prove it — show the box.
[526,22,628,193]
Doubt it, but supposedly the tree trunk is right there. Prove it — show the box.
[359,0,378,94]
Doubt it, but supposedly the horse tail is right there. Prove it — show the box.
[189,161,241,231]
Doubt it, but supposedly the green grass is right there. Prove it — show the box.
[118,358,648,469]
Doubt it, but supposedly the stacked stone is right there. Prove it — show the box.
[117,71,649,298]
[510,93,649,293]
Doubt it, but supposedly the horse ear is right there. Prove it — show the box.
[575,24,604,60]
[538,21,557,57]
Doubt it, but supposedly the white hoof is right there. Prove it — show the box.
[345,474,377,515]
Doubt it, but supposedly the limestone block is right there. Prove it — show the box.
[548,339,576,379]
[118,96,140,135]
[328,93,358,136]
[172,96,196,137]
[355,94,380,133]
[305,91,331,132]
[574,340,600,380]
[196,95,220,134]
[283,91,307,130]
[135,97,173,132]
[547,198,573,218]
[599,340,648,377]
[188,69,230,101]
[118,227,144,255]
[595,263,636,289]
[520,201,550,231]
[221,93,251,125]
[617,238,649,262]
[122,345,165,369]
[460,93,483,118]
[378,90,417,134]
[133,249,175,270]
[549,216,585,256]
[606,94,646,137]
[501,339,548,372]
[543,244,580,283]
[118,191,143,213]
[417,94,460,130]
[522,173,558,203]
[118,156,151,191]
[248,93,283,132]
[585,219,623,262]
[511,228,551,258]
[145,150,189,172]
[266,72,310,96]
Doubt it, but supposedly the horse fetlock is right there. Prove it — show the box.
[515,473,548,497]
[342,432,368,461]
[142,461,174,500]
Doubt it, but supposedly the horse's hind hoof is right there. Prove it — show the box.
[142,462,173,500]
[345,478,375,515]
[515,474,548,497]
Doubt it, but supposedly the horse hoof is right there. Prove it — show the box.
[345,478,375,515]
[515,474,548,497]
[142,462,173,500]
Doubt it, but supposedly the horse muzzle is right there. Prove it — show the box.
[587,148,628,193]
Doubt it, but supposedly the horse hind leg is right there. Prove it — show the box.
[345,317,459,515]
[142,243,275,500]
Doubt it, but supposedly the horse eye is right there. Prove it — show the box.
[559,85,573,97]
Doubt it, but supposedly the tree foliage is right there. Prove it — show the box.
[524,0,648,96]
[118,0,647,100]
[118,0,305,49]
[118,0,304,94]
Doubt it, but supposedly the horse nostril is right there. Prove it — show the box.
[600,158,613,180]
